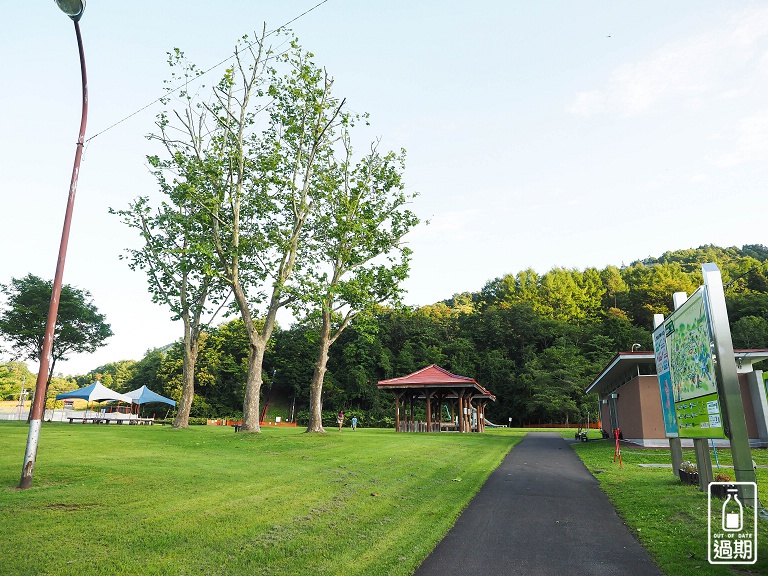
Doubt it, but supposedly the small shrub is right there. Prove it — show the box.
[679,460,697,473]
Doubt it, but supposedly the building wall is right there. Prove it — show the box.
[616,378,643,439]
[599,402,610,435]
[639,375,666,439]
[609,372,763,441]
[740,376,758,438]
[610,375,667,440]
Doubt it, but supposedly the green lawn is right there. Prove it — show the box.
[571,438,768,576]
[0,422,520,576]
[4,423,767,575]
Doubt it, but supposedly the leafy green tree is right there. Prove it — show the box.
[478,274,516,308]
[600,265,629,311]
[577,268,607,321]
[271,326,317,407]
[515,268,542,310]
[523,340,594,426]
[301,131,419,432]
[122,348,168,394]
[539,268,603,323]
[77,360,137,391]
[622,262,698,327]
[112,46,238,428]
[195,319,251,415]
[112,191,223,428]
[731,316,768,349]
[0,274,112,399]
[0,361,34,402]
[741,244,768,262]
[163,34,347,432]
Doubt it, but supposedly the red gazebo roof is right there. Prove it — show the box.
[377,364,495,399]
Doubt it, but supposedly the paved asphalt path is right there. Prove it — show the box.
[413,432,663,576]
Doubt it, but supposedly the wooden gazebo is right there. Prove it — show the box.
[377,365,496,433]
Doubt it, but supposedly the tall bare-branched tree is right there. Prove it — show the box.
[302,132,419,432]
[139,30,346,431]
[112,51,232,428]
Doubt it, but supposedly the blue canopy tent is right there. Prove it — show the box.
[55,382,133,422]
[56,381,132,403]
[125,386,176,419]
[124,386,176,406]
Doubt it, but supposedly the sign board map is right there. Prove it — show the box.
[653,287,725,439]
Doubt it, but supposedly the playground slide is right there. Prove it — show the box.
[483,418,505,428]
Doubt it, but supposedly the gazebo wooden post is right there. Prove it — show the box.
[455,393,461,432]
[436,393,443,432]
[409,393,414,432]
[465,393,472,433]
[395,392,402,433]
[464,394,470,432]
[458,391,465,433]
[426,389,433,432]
[468,394,475,432]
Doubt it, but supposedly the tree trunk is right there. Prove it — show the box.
[173,323,199,428]
[306,311,332,433]
[242,341,264,432]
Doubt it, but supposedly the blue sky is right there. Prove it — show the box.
[2,1,768,375]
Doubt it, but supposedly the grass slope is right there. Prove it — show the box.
[0,423,519,576]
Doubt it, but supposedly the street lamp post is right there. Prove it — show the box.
[19,0,88,490]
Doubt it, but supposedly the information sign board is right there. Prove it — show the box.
[653,325,678,437]
[652,286,725,439]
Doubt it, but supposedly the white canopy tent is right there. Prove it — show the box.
[55,382,140,423]
[55,381,133,403]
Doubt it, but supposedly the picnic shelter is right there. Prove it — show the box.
[377,364,496,432]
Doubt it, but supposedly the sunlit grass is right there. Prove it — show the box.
[7,423,765,575]
[571,438,768,576]
[0,423,520,576]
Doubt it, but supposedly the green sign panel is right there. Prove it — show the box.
[656,286,725,439]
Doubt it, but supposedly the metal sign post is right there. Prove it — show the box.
[702,264,757,498]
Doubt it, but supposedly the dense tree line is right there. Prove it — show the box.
[48,244,768,427]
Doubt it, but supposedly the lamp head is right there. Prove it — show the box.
[55,0,85,22]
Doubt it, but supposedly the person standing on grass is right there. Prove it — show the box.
[351,416,357,431]
[337,410,344,431]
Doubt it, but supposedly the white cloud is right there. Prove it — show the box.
[715,109,768,168]
[407,209,480,242]
[569,7,768,117]
[569,90,605,116]
[689,173,710,184]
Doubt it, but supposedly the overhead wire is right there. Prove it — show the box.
[84,0,332,144]
[724,266,765,291]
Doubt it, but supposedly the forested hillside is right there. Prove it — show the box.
[37,245,768,426]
